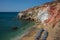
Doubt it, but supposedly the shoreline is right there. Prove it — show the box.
[18,22,55,40]
[10,24,36,40]
[19,23,43,40]
[19,24,37,40]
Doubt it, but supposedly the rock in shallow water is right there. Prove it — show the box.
[12,26,18,30]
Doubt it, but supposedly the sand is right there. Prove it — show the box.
[19,21,60,40]
[19,23,49,40]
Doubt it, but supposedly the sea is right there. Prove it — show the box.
[0,12,35,40]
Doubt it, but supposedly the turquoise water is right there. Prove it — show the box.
[0,12,35,40]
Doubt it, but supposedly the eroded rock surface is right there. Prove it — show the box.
[18,0,60,40]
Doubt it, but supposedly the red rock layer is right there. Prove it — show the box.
[45,3,60,27]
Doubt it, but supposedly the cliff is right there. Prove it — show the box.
[18,0,60,25]
[18,0,60,40]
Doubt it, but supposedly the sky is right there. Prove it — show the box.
[0,0,53,12]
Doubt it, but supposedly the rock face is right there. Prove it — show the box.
[18,0,60,24]
[18,0,60,40]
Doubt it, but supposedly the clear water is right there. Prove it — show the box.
[0,12,35,40]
